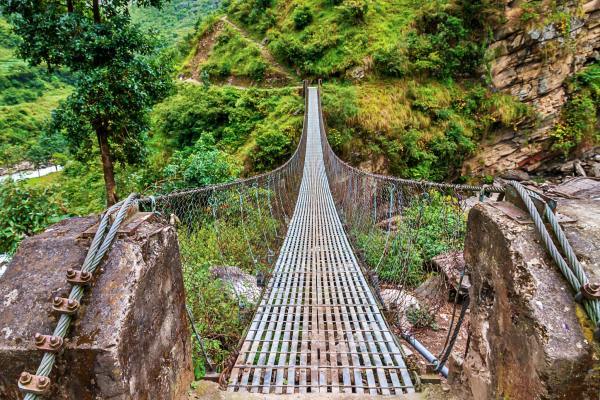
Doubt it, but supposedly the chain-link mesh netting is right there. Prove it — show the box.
[136,91,309,371]
[316,87,501,336]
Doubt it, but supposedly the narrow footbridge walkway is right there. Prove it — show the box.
[228,88,414,395]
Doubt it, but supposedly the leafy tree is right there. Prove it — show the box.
[1,0,174,205]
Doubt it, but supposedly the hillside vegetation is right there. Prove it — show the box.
[0,18,71,169]
[220,0,530,180]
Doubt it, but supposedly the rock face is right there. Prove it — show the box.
[210,266,261,305]
[0,214,193,399]
[464,0,600,176]
[452,201,600,399]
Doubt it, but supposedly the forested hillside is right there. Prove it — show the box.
[0,18,71,170]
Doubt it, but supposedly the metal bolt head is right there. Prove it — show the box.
[53,297,63,307]
[37,376,49,389]
[34,333,44,345]
[49,336,61,348]
[19,372,32,384]
[66,269,76,279]
[81,271,91,280]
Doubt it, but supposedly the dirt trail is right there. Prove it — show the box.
[185,16,297,86]
[219,16,296,80]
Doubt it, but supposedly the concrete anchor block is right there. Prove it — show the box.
[0,214,193,399]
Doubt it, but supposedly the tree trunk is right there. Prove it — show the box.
[67,0,73,13]
[96,130,118,207]
[92,0,101,23]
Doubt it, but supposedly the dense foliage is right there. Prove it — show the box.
[201,26,269,82]
[551,63,600,155]
[0,180,65,254]
[322,81,530,180]
[0,18,71,168]
[354,191,465,287]
[1,0,175,205]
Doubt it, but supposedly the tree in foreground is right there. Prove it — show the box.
[1,0,174,206]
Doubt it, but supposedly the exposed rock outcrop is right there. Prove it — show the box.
[465,0,599,176]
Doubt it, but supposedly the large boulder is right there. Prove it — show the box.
[452,200,600,399]
[0,213,193,399]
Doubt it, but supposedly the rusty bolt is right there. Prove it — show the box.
[581,282,600,300]
[66,269,76,279]
[34,333,44,346]
[49,336,61,348]
[37,376,50,389]
[81,271,91,280]
[66,299,77,310]
[19,372,32,385]
[53,297,63,307]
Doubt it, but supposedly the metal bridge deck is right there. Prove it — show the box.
[228,88,414,395]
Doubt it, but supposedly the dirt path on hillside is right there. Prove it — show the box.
[187,19,226,81]
[185,16,297,86]
[219,16,296,80]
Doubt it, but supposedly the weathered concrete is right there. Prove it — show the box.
[452,200,600,399]
[0,214,193,399]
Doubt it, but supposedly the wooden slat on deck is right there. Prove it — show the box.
[228,88,414,395]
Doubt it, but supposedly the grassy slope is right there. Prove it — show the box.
[130,0,221,44]
[0,18,71,168]
[224,0,530,181]
[229,0,419,77]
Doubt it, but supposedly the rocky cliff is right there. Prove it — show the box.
[464,0,599,176]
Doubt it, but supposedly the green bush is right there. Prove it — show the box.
[407,306,438,330]
[353,191,465,287]
[407,11,483,78]
[550,63,599,155]
[336,0,369,23]
[373,45,407,77]
[0,180,65,254]
[292,6,313,30]
[252,128,292,171]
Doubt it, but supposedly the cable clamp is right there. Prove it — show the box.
[34,333,64,352]
[18,372,51,395]
[52,297,80,315]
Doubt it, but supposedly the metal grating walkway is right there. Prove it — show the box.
[228,87,414,395]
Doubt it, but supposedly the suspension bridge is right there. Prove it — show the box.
[13,84,599,399]
[227,87,414,394]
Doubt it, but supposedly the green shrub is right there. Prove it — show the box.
[252,129,292,171]
[354,191,465,287]
[336,0,369,23]
[292,6,313,30]
[550,63,600,155]
[373,45,407,77]
[407,11,483,78]
[0,180,65,254]
[407,306,438,330]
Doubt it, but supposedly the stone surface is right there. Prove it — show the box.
[452,202,600,399]
[209,266,261,305]
[463,0,600,176]
[381,288,420,311]
[0,214,193,399]
[431,251,468,292]
[499,169,530,181]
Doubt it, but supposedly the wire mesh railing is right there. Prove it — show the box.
[316,85,497,335]
[134,85,309,372]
